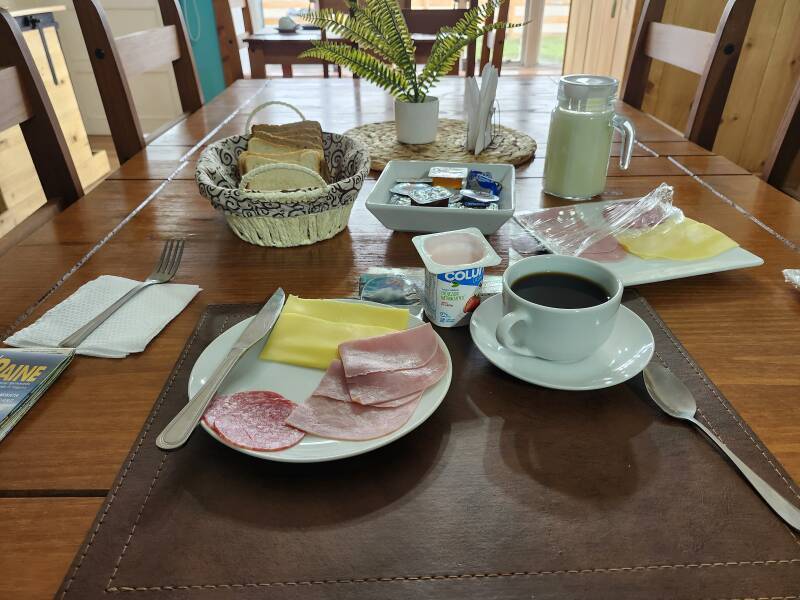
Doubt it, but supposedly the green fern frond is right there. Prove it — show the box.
[300,0,522,102]
[367,0,419,99]
[300,42,412,100]
[300,8,401,65]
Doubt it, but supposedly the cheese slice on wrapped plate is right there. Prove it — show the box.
[616,217,738,261]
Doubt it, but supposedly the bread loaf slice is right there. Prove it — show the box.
[238,149,323,176]
[252,120,322,138]
[242,164,326,193]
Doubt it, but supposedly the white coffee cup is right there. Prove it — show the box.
[496,255,622,362]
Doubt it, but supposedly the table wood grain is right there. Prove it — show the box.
[0,76,798,599]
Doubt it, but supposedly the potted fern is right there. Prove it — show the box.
[300,0,521,144]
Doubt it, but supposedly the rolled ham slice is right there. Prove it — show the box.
[286,394,421,441]
[347,344,448,405]
[339,323,438,378]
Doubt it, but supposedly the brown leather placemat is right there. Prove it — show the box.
[57,295,800,599]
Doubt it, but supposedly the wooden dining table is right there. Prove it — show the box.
[1,75,799,599]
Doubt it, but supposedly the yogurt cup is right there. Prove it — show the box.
[412,228,501,327]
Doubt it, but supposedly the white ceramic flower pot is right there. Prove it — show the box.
[394,96,439,144]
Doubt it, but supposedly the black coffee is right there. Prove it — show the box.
[511,272,610,309]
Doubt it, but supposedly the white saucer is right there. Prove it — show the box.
[469,294,654,391]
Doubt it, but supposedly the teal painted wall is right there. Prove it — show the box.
[180,0,226,101]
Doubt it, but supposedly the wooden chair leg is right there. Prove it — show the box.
[282,64,293,78]
[323,62,329,78]
[249,47,266,78]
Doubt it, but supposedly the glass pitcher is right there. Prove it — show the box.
[543,75,636,200]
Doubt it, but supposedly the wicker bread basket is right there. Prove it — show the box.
[196,102,370,247]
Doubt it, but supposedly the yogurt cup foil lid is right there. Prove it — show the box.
[412,227,502,275]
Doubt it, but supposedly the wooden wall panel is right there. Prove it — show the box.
[637,0,800,174]
[733,1,800,172]
[563,0,640,82]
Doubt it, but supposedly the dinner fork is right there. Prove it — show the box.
[58,239,185,348]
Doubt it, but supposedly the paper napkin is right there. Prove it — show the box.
[464,64,498,155]
[5,276,201,358]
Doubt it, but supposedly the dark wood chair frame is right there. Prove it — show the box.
[762,77,800,198]
[402,6,477,77]
[621,0,755,150]
[479,0,510,75]
[0,8,83,254]
[214,0,257,86]
[73,0,204,164]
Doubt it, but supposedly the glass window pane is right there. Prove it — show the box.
[539,0,567,65]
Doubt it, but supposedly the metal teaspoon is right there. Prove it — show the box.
[643,362,800,531]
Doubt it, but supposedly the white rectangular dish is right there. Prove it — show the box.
[518,199,764,286]
[366,160,515,234]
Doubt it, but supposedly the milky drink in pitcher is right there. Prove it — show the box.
[543,75,636,200]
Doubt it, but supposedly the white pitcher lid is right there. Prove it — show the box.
[558,74,619,102]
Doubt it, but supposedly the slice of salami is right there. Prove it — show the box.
[202,391,304,452]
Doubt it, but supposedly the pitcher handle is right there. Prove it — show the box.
[612,114,636,170]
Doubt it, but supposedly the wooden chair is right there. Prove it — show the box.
[403,6,477,77]
[479,0,510,75]
[318,0,351,79]
[73,0,204,164]
[214,0,257,85]
[762,77,800,200]
[0,8,83,254]
[621,0,755,150]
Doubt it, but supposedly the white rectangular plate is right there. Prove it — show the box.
[522,199,764,286]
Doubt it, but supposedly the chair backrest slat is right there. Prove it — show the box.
[115,26,181,77]
[402,9,467,35]
[402,8,477,78]
[644,22,714,75]
[74,0,203,164]
[622,0,755,150]
[0,67,33,132]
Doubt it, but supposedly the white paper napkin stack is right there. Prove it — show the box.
[5,275,201,358]
[465,63,499,155]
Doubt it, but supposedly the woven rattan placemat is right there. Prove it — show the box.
[345,118,536,170]
[58,294,800,599]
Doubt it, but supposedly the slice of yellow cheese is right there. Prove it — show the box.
[259,297,409,370]
[282,295,408,330]
[616,218,738,261]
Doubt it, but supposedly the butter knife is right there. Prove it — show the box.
[155,288,286,450]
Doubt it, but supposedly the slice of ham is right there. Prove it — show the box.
[202,391,304,452]
[339,323,438,378]
[372,391,423,408]
[312,359,351,402]
[347,344,448,405]
[578,235,627,262]
[286,394,421,441]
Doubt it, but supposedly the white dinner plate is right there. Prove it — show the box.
[520,199,764,286]
[188,301,452,463]
[470,294,654,390]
